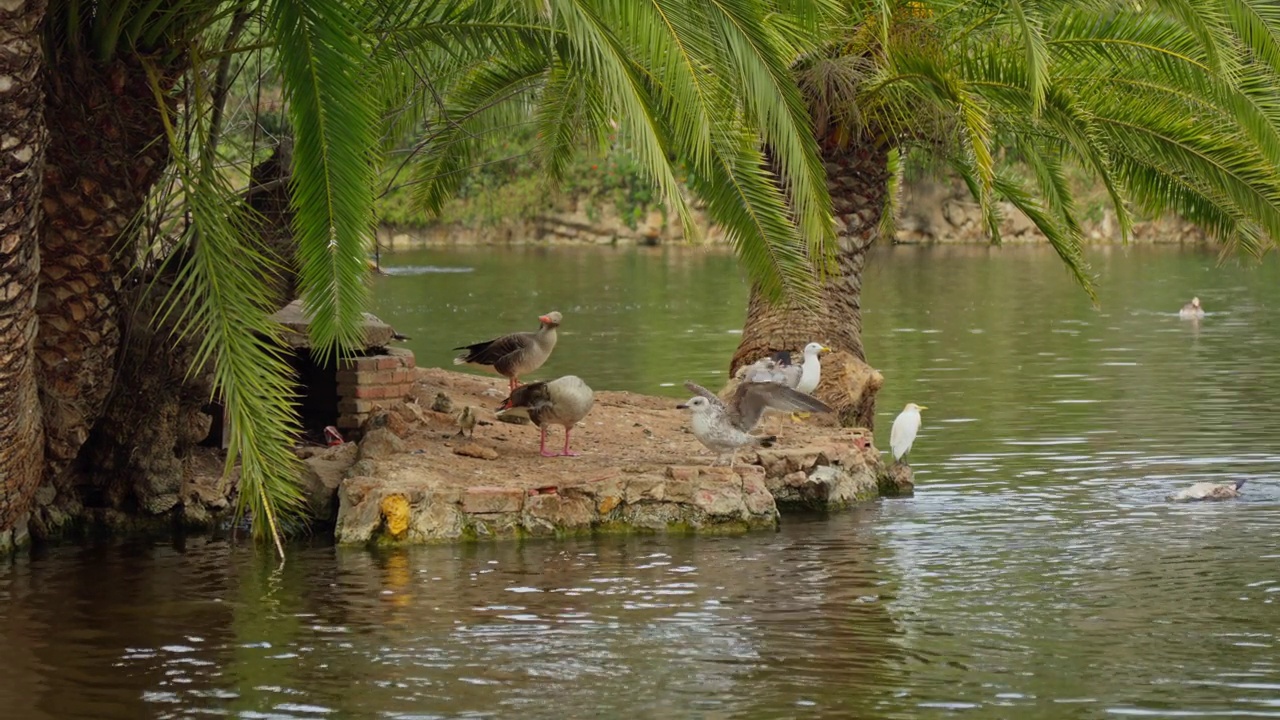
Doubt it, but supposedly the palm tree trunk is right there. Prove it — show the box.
[732,141,889,429]
[68,147,294,529]
[0,0,47,537]
[33,54,176,490]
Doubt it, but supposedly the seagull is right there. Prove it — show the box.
[1169,479,1245,502]
[678,379,832,467]
[1179,297,1205,319]
[736,342,830,426]
[453,311,561,392]
[781,342,830,421]
[890,403,927,464]
[496,375,595,457]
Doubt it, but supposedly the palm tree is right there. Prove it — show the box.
[0,0,46,540]
[732,0,1280,428]
[0,0,837,552]
[388,0,836,302]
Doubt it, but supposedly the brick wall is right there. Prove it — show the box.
[336,347,416,435]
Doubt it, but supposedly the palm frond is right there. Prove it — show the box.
[1219,0,1280,77]
[405,51,548,213]
[993,169,1096,300]
[268,0,378,359]
[700,0,837,266]
[879,144,904,242]
[156,155,306,557]
[1006,0,1051,112]
[547,0,697,238]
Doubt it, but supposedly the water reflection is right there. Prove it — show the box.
[1,245,1278,718]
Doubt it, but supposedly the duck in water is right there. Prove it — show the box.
[1179,297,1205,319]
[1169,479,1245,502]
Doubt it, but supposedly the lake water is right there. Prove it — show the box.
[2,244,1279,719]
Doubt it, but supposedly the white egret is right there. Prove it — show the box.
[890,403,927,462]
[1179,297,1205,319]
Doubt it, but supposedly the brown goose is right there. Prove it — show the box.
[453,311,561,391]
[497,375,595,457]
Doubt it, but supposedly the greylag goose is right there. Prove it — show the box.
[890,403,927,463]
[453,311,561,391]
[497,375,595,457]
[678,379,832,467]
[1170,479,1245,502]
[1179,297,1205,319]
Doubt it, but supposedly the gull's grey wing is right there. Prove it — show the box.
[739,357,792,386]
[682,381,727,409]
[778,363,802,389]
[731,382,832,431]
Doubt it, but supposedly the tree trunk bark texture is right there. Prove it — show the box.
[34,54,176,492]
[0,0,48,535]
[32,144,294,536]
[732,141,889,430]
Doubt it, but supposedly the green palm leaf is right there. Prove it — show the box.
[268,0,379,359]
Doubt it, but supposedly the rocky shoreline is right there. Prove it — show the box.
[6,367,912,551]
[306,368,912,546]
[377,178,1209,250]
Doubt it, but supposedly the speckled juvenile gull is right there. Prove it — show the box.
[677,379,832,467]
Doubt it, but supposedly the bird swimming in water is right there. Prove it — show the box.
[679,379,832,467]
[890,403,927,464]
[1169,479,1245,502]
[496,375,595,457]
[1179,297,1205,319]
[453,311,562,392]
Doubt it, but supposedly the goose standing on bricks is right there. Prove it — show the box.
[890,403,927,464]
[679,379,832,467]
[453,311,561,391]
[497,375,595,457]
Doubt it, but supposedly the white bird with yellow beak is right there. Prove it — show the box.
[890,403,928,463]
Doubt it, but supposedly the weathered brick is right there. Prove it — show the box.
[462,486,524,514]
[335,369,358,385]
[376,356,399,371]
[353,385,390,399]
[387,347,415,368]
[338,398,376,414]
[358,369,397,385]
[338,355,379,372]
